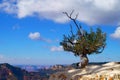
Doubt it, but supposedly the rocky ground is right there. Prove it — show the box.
[49,62,120,80]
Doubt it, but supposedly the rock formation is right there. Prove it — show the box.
[49,62,120,80]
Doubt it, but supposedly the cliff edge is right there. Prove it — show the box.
[49,62,120,80]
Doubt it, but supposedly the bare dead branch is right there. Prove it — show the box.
[75,13,79,20]
[70,24,74,36]
[63,12,70,19]
[70,10,74,18]
[63,10,76,20]
[63,11,80,29]
[79,24,82,29]
[63,11,83,38]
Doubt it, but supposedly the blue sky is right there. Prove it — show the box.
[0,0,120,65]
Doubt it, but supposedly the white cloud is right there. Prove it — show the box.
[111,27,120,39]
[28,32,40,40]
[28,32,52,43]
[93,0,117,11]
[0,0,120,25]
[50,46,63,52]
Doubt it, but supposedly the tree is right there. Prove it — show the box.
[60,11,106,68]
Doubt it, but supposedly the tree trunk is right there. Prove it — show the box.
[79,54,89,68]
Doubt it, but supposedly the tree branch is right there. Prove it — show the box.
[70,24,74,36]
[75,13,79,20]
[63,11,83,37]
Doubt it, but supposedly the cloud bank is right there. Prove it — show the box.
[0,0,120,25]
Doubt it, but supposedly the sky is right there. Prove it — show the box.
[0,0,120,65]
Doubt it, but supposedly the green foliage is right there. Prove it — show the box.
[60,26,106,56]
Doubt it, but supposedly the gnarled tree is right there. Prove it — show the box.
[60,11,106,68]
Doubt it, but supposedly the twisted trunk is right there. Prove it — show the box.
[79,54,89,68]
